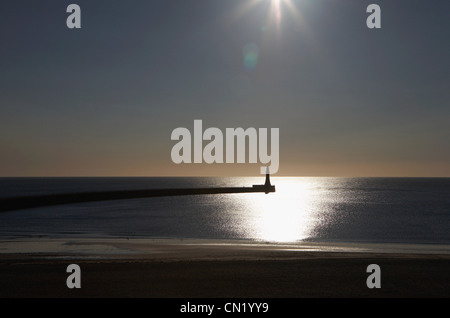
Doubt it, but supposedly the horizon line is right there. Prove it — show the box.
[1,175,449,178]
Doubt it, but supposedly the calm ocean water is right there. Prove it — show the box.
[0,177,449,245]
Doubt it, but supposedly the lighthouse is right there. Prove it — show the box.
[252,166,276,194]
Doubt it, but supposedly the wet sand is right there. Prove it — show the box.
[0,239,449,298]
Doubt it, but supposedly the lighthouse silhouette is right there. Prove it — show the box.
[252,166,275,194]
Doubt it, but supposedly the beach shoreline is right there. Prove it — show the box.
[1,237,450,257]
[1,238,449,298]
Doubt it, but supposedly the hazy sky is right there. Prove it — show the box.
[1,0,449,177]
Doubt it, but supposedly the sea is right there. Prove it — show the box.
[0,177,449,245]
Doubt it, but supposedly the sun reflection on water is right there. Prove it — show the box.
[230,177,330,243]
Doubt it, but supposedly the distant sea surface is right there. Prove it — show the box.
[0,177,449,245]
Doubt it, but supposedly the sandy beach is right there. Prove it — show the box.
[0,238,449,298]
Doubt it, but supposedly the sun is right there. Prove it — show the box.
[271,0,282,8]
[265,0,307,34]
[270,0,282,26]
[231,0,303,31]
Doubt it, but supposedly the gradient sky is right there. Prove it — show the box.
[1,0,449,177]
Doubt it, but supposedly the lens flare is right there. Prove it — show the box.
[243,43,260,71]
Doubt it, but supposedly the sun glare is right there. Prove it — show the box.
[236,177,322,242]
[271,0,282,27]
[232,0,303,30]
